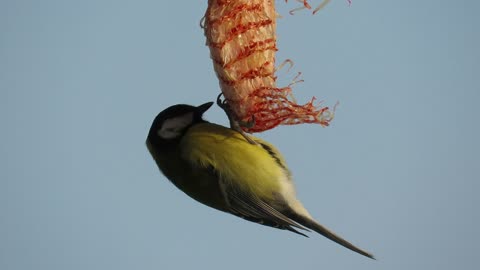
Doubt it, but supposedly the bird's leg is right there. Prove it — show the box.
[216,93,258,145]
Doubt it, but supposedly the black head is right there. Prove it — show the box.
[147,102,213,146]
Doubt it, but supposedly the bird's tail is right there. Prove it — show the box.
[290,212,375,259]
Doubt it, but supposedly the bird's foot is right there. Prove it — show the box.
[216,93,258,145]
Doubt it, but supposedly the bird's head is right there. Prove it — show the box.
[147,102,213,146]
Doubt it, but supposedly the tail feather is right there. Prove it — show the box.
[291,213,375,259]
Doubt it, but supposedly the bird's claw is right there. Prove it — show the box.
[216,92,258,145]
[238,115,255,129]
[216,93,228,110]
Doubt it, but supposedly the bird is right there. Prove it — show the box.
[146,101,374,259]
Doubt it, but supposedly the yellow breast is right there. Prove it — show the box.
[180,123,290,200]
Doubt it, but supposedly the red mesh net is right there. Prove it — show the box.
[204,0,337,133]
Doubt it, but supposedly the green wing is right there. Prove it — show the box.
[180,123,309,235]
[216,169,310,236]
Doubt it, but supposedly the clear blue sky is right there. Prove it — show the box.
[2,1,479,269]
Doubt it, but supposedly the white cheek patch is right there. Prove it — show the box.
[157,112,194,139]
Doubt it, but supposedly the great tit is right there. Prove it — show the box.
[146,102,374,259]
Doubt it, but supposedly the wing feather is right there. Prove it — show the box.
[223,178,309,232]
[180,123,309,235]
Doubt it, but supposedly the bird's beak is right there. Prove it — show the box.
[196,102,214,115]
